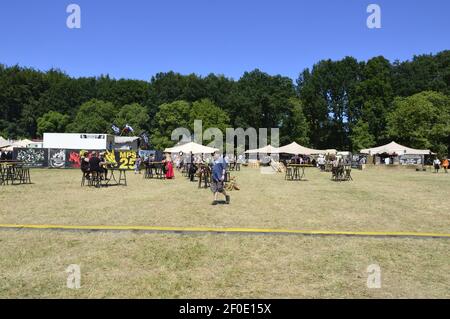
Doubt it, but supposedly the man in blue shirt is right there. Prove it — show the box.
[211,151,230,205]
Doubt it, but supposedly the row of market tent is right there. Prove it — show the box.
[162,141,434,157]
[2,135,434,157]
[0,137,35,152]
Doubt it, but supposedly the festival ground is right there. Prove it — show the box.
[0,167,449,298]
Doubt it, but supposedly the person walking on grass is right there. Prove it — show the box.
[134,156,142,174]
[443,158,449,174]
[433,157,441,173]
[211,151,230,205]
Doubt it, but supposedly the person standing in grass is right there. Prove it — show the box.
[442,158,449,174]
[211,151,230,205]
[433,157,441,173]
[134,156,142,174]
[164,155,175,179]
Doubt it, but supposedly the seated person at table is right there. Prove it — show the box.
[99,152,108,180]
[80,151,90,179]
[89,152,106,179]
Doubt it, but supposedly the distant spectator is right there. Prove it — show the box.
[433,157,441,173]
[134,156,142,174]
[443,158,449,174]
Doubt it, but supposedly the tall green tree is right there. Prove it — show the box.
[189,99,230,133]
[229,69,296,132]
[114,103,150,135]
[387,91,450,156]
[349,120,376,152]
[67,99,117,133]
[280,98,309,146]
[297,57,361,149]
[350,56,394,144]
[151,100,191,149]
[36,111,71,137]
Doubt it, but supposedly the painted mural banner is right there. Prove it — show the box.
[66,150,102,169]
[13,148,139,170]
[13,148,48,168]
[49,149,67,168]
[116,151,137,170]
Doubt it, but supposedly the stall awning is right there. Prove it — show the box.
[164,142,219,154]
[277,142,334,155]
[360,141,433,156]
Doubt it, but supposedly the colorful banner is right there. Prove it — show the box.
[116,150,137,170]
[13,148,48,168]
[13,148,140,170]
[49,149,67,168]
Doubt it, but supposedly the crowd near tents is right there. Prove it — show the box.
[0,131,441,169]
[360,141,433,156]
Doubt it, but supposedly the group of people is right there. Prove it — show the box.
[0,150,13,161]
[289,154,317,166]
[163,151,231,205]
[433,157,449,173]
[141,153,174,179]
[80,151,108,180]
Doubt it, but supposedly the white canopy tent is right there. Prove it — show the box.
[164,142,219,154]
[360,141,433,156]
[245,145,280,154]
[0,136,11,149]
[1,139,33,151]
[277,142,335,155]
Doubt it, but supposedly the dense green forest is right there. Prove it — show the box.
[1,50,449,154]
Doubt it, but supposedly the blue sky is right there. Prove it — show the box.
[0,0,449,81]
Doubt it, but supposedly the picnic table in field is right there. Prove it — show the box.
[144,161,166,179]
[285,164,314,181]
[81,164,127,187]
[0,160,32,185]
[331,165,353,182]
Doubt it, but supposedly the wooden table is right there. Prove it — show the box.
[286,164,314,181]
[0,161,31,185]
[144,162,166,179]
[106,168,127,186]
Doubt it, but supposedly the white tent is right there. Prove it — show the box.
[245,145,280,154]
[1,139,33,151]
[360,141,433,156]
[277,142,333,155]
[0,136,11,149]
[114,136,140,150]
[164,142,219,154]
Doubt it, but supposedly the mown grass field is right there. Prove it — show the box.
[0,166,449,298]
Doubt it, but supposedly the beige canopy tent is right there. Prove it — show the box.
[164,142,219,154]
[277,142,336,155]
[360,141,433,156]
[1,139,33,151]
[245,145,280,154]
[0,136,11,149]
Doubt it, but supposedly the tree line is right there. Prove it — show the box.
[1,50,449,155]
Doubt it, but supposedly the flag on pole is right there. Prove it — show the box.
[125,124,134,133]
[111,125,120,135]
[140,132,149,144]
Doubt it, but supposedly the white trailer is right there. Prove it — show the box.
[43,133,114,150]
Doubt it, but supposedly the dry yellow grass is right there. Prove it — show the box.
[0,166,449,298]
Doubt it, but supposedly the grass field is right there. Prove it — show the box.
[0,167,449,298]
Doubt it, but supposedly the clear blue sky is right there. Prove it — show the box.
[0,0,449,81]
